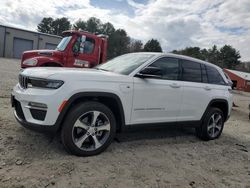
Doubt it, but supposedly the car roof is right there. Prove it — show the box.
[128,52,221,70]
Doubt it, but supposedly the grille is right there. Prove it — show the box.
[19,74,28,89]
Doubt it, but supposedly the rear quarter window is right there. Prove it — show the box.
[206,65,225,85]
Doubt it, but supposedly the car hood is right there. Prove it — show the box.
[20,67,130,82]
[22,49,63,62]
[23,49,59,56]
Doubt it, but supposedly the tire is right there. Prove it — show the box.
[61,101,116,156]
[196,107,224,141]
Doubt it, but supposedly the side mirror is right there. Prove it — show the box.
[135,66,163,79]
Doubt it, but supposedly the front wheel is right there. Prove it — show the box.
[196,107,224,140]
[61,102,116,156]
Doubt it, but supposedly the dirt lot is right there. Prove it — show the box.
[0,58,249,188]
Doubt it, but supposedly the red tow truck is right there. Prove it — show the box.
[21,30,108,68]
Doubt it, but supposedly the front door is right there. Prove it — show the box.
[69,36,98,68]
[131,57,183,124]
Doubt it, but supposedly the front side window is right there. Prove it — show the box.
[73,36,95,54]
[181,60,202,83]
[206,65,225,85]
[149,57,180,80]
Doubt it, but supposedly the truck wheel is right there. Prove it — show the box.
[61,102,116,156]
[196,107,224,141]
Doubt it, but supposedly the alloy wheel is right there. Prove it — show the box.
[207,113,223,138]
[72,111,111,151]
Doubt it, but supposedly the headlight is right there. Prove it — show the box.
[23,59,38,66]
[27,78,64,89]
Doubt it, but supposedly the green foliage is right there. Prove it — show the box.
[51,17,71,36]
[172,45,241,69]
[73,19,87,30]
[86,17,102,33]
[108,29,130,58]
[143,39,162,52]
[37,17,71,36]
[219,45,241,69]
[37,17,54,34]
[100,22,115,36]
[173,47,204,60]
[129,39,143,52]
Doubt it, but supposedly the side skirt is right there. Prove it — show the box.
[123,120,201,132]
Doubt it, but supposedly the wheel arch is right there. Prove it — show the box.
[55,92,125,133]
[201,99,229,122]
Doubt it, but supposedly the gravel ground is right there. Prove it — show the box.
[0,58,250,188]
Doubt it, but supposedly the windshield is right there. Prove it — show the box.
[96,53,154,75]
[56,36,72,51]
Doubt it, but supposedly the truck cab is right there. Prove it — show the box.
[21,30,108,68]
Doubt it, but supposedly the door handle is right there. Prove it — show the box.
[204,86,211,90]
[170,83,180,88]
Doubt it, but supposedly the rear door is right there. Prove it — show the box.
[131,57,183,124]
[179,62,229,121]
[178,60,212,121]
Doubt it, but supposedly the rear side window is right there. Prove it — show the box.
[150,57,180,80]
[206,65,225,85]
[181,60,202,82]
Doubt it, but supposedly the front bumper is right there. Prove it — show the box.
[14,108,58,133]
[11,84,67,133]
[12,94,59,133]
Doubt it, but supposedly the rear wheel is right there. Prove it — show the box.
[61,102,116,156]
[196,107,224,140]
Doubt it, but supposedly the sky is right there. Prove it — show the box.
[0,0,250,61]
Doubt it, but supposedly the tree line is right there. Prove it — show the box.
[37,17,242,69]
[172,45,241,69]
[37,17,162,59]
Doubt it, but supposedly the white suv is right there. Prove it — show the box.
[11,53,233,156]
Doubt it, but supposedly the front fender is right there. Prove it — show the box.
[54,92,126,132]
[36,56,63,67]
